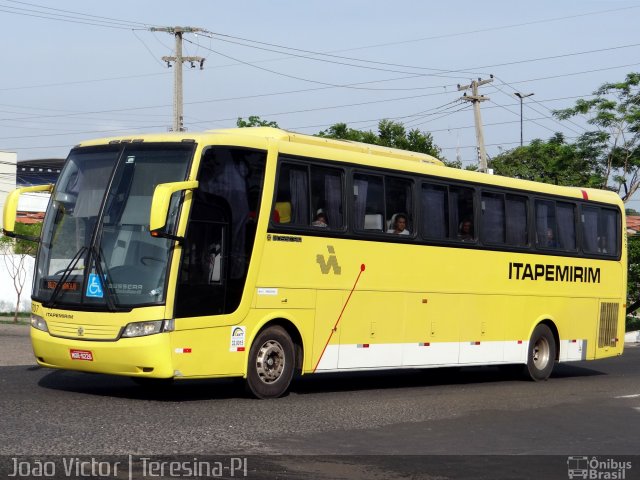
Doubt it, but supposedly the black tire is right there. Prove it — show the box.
[526,324,556,381]
[246,326,295,399]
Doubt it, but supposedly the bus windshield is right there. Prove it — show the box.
[33,143,194,309]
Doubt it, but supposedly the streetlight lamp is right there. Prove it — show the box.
[514,92,534,146]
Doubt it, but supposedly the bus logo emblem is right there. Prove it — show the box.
[316,246,341,275]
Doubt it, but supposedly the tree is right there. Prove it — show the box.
[627,235,640,316]
[490,133,605,187]
[318,119,444,161]
[553,72,640,202]
[0,223,41,322]
[236,116,279,128]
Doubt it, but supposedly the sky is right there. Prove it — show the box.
[1,0,639,204]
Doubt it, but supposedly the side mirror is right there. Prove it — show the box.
[149,180,198,241]
[3,184,54,241]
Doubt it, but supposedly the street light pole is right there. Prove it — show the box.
[514,92,534,147]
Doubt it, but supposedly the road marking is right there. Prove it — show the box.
[615,394,640,399]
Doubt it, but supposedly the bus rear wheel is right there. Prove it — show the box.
[246,326,295,399]
[526,324,556,381]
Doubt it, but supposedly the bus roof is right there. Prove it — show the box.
[75,127,623,208]
[205,127,444,166]
[76,127,444,167]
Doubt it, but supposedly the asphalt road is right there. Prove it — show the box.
[0,325,639,479]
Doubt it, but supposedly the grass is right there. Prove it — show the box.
[0,319,29,325]
[0,313,30,325]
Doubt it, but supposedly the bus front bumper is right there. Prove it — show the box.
[30,327,174,378]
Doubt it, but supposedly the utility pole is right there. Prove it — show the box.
[514,92,534,147]
[150,26,205,132]
[458,75,493,173]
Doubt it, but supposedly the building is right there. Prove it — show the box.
[15,158,64,224]
[627,215,640,236]
[0,151,17,230]
[0,157,63,313]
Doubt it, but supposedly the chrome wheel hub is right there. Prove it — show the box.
[255,340,285,384]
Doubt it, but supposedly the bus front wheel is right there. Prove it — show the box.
[246,326,295,399]
[526,324,556,381]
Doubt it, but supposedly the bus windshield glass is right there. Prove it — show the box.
[33,143,194,309]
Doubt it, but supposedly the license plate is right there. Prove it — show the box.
[70,349,93,361]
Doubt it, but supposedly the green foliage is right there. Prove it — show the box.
[628,235,640,307]
[317,119,443,160]
[236,116,279,128]
[490,133,606,187]
[0,223,42,256]
[553,72,640,201]
[627,315,640,332]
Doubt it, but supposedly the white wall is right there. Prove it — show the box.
[0,152,17,230]
[18,192,50,212]
[0,254,34,313]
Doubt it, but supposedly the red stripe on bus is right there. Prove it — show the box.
[313,264,366,373]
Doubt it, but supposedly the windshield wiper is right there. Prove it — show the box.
[43,246,87,309]
[89,244,116,312]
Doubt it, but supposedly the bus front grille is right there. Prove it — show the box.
[598,302,619,348]
[47,321,120,340]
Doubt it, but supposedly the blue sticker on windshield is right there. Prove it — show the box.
[86,273,104,298]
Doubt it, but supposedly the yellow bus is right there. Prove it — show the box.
[3,127,626,398]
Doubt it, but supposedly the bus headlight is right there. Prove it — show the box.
[31,314,48,332]
[122,320,164,338]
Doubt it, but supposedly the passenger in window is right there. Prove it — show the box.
[387,214,410,235]
[312,212,328,227]
[598,236,608,254]
[543,227,558,248]
[457,219,474,241]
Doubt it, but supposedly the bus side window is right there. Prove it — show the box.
[536,200,576,251]
[275,163,309,226]
[175,191,229,317]
[385,176,413,235]
[353,173,384,232]
[421,183,448,240]
[310,165,344,229]
[480,192,528,246]
[582,206,618,255]
[481,192,505,244]
[505,194,528,246]
[450,186,475,242]
[536,200,558,248]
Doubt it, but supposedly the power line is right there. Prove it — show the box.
[199,8,640,78]
[466,43,640,72]
[185,38,459,92]
[312,5,640,54]
[131,29,165,67]
[199,31,482,79]
[0,0,151,29]
[492,76,587,135]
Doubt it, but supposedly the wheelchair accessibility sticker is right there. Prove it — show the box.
[86,273,104,298]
